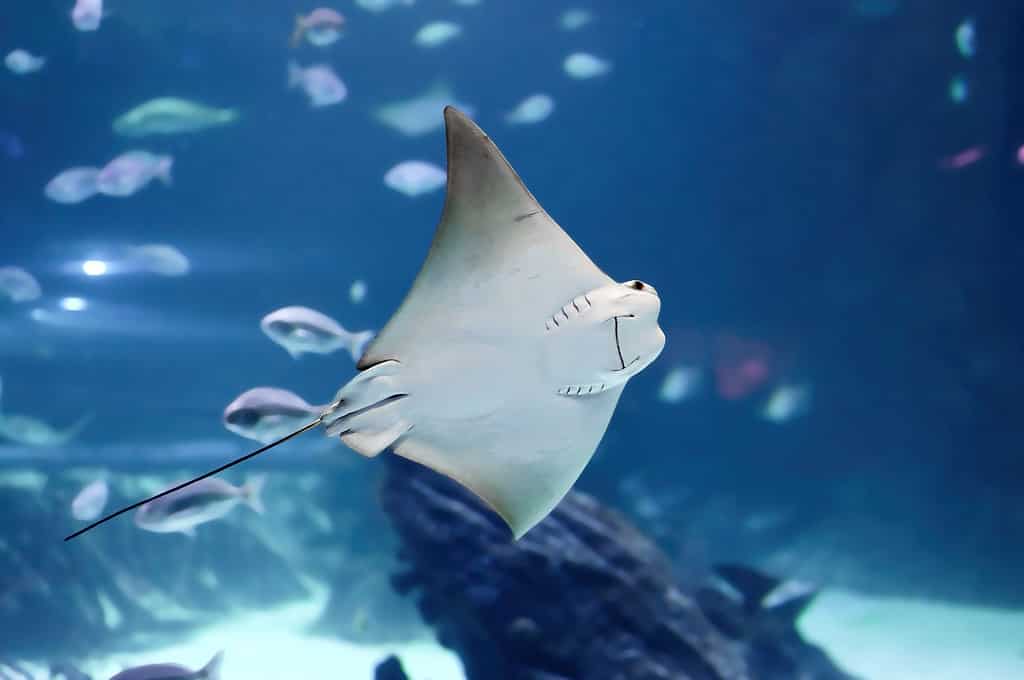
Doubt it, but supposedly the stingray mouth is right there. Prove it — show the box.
[612,315,637,370]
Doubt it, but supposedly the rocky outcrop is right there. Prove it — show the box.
[380,457,857,680]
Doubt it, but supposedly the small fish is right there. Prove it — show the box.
[45,166,101,204]
[949,74,968,103]
[564,52,611,79]
[134,477,264,536]
[127,243,190,276]
[1017,144,1024,166]
[940,145,985,170]
[0,266,41,302]
[97,151,173,197]
[955,18,975,58]
[761,383,811,423]
[383,160,446,197]
[713,334,774,400]
[71,0,103,31]
[413,21,462,48]
[559,8,593,31]
[113,98,239,137]
[71,479,109,521]
[0,413,93,446]
[292,8,345,47]
[658,365,702,404]
[505,94,555,125]
[4,49,45,75]
[374,84,473,137]
[287,61,347,107]
[349,279,368,304]
[223,387,321,444]
[109,651,223,680]
[261,305,374,360]
[355,0,415,12]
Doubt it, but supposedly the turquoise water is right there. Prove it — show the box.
[2,2,1022,678]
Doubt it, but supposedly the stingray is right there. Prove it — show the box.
[67,107,665,542]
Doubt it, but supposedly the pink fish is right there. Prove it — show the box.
[1016,144,1024,166]
[287,61,347,107]
[713,333,773,400]
[96,151,173,197]
[939,145,985,170]
[291,8,345,47]
[71,0,103,31]
[44,166,100,204]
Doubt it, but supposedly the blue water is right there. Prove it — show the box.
[2,1,1022,677]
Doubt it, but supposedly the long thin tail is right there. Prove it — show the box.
[63,415,327,541]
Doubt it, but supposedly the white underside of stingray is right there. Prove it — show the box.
[62,107,666,545]
[320,107,666,538]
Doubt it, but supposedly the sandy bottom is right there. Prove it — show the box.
[19,587,1023,679]
[25,586,465,680]
[800,589,1024,680]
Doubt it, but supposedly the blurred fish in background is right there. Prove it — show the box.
[1,1,1023,680]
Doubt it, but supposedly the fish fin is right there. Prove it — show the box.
[157,157,174,186]
[242,474,266,514]
[713,563,780,612]
[289,15,305,48]
[60,412,95,443]
[348,330,375,363]
[287,60,303,89]
[199,650,224,680]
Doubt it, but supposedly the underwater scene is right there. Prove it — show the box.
[2,1,1022,678]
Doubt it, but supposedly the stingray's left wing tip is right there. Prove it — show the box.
[442,104,465,122]
[443,105,483,141]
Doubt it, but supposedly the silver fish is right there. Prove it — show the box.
[134,477,265,536]
[113,98,238,137]
[223,387,321,444]
[71,479,109,521]
[109,651,223,680]
[260,306,373,361]
[0,377,92,446]
[0,266,41,302]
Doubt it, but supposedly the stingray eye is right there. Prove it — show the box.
[629,280,645,290]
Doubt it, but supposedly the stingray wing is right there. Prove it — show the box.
[358,106,613,369]
[393,385,625,538]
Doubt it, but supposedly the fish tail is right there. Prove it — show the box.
[63,412,95,441]
[289,15,305,48]
[349,330,376,363]
[242,475,266,515]
[157,156,174,186]
[199,650,225,680]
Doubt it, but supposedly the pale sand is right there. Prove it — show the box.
[800,589,1024,680]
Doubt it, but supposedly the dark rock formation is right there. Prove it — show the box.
[380,457,857,680]
[373,654,410,680]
